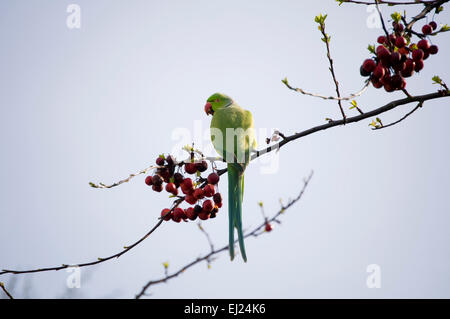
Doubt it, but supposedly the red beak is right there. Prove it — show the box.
[204,102,214,116]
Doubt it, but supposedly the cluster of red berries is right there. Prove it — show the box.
[145,155,223,223]
[360,21,439,92]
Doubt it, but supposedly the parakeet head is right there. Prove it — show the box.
[204,93,233,116]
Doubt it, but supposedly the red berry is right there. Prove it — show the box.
[185,207,197,221]
[194,204,203,214]
[173,173,184,186]
[185,163,197,174]
[384,81,395,92]
[393,61,405,72]
[429,21,437,30]
[196,161,208,172]
[417,39,430,51]
[376,45,390,60]
[165,183,177,195]
[181,178,194,190]
[423,50,430,60]
[391,74,404,90]
[166,155,174,167]
[412,49,424,61]
[380,56,391,68]
[400,77,406,89]
[372,65,385,79]
[265,223,273,232]
[216,202,223,208]
[393,22,404,32]
[377,36,386,44]
[185,194,197,205]
[172,215,182,223]
[398,47,409,55]
[202,199,214,212]
[371,77,383,89]
[395,36,407,48]
[380,71,391,85]
[390,51,401,65]
[402,59,415,78]
[207,173,220,185]
[151,175,163,186]
[428,45,438,55]
[181,187,194,196]
[203,184,215,197]
[198,211,210,220]
[389,33,396,44]
[145,176,153,186]
[161,208,172,221]
[422,24,432,35]
[152,184,163,192]
[158,167,171,182]
[156,157,165,166]
[173,207,186,220]
[213,193,222,204]
[193,188,205,200]
[362,59,376,73]
[414,59,424,72]
[360,65,371,77]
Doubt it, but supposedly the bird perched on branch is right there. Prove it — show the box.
[204,93,257,262]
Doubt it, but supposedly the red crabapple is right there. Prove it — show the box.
[207,173,220,185]
[145,176,153,186]
[161,208,172,221]
[422,24,432,35]
[185,163,197,174]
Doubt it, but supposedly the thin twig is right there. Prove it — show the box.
[0,198,184,276]
[135,171,314,299]
[405,0,449,31]
[283,80,370,102]
[0,282,14,299]
[338,0,435,5]
[89,165,158,189]
[197,223,215,253]
[375,0,394,50]
[318,18,347,122]
[372,101,423,129]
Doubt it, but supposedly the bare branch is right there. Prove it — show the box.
[0,282,13,299]
[0,198,184,276]
[254,90,449,160]
[135,171,314,299]
[317,17,347,122]
[283,79,370,102]
[372,101,423,129]
[338,0,436,5]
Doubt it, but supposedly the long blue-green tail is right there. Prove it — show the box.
[227,163,247,262]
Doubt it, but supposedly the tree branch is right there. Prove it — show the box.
[372,101,423,129]
[317,16,347,122]
[0,282,14,299]
[135,171,314,299]
[0,198,184,276]
[253,90,449,160]
[338,0,439,5]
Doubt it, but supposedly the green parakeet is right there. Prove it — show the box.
[204,93,257,262]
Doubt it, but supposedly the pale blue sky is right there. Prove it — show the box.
[1,0,449,298]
